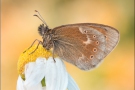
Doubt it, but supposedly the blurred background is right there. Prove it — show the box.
[1,0,134,90]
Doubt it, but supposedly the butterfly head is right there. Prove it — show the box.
[34,10,53,50]
[38,24,49,36]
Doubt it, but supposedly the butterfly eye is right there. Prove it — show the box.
[93,35,96,38]
[93,48,97,52]
[90,55,94,59]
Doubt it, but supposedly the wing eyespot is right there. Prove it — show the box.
[93,35,96,38]
[90,55,94,59]
[93,48,97,52]
[83,30,87,33]
[105,35,107,39]
[96,41,99,45]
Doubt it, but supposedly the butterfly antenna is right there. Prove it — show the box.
[34,10,48,27]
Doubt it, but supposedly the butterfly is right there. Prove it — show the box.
[27,10,120,70]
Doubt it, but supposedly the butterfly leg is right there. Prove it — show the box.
[29,40,43,54]
[52,50,56,63]
[23,39,42,53]
[52,41,56,63]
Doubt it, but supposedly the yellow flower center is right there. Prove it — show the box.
[17,45,52,77]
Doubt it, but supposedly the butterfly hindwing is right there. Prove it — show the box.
[52,23,119,70]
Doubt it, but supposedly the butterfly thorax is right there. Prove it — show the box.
[42,33,53,50]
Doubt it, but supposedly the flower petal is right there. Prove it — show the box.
[17,76,25,90]
[17,75,46,90]
[25,62,35,79]
[25,83,43,90]
[45,57,68,90]
[42,87,46,90]
[67,74,80,90]
[44,57,57,90]
[55,58,68,90]
[24,57,46,88]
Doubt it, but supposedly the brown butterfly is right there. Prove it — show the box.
[27,10,119,70]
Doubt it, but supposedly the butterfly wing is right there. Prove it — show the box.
[52,23,119,70]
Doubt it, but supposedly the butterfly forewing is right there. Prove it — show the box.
[52,23,119,70]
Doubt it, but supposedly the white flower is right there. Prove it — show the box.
[17,57,80,90]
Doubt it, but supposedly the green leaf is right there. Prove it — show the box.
[41,77,46,87]
[20,74,25,81]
